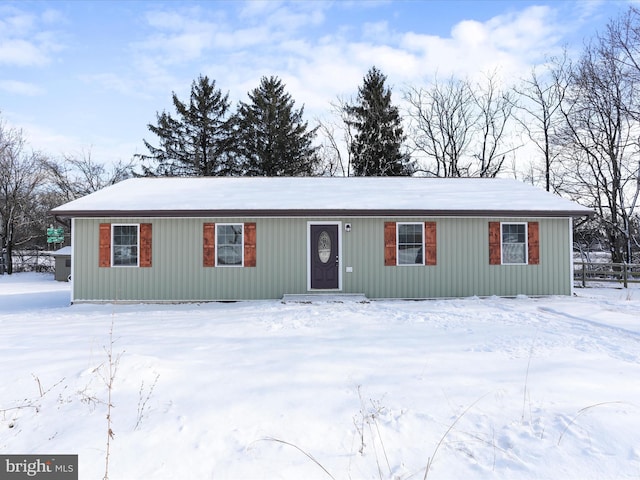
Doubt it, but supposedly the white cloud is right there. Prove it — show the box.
[0,38,50,66]
[239,0,326,30]
[0,79,44,96]
[133,0,330,84]
[41,8,66,25]
[140,11,217,63]
[0,5,65,67]
[361,20,393,42]
[78,73,138,96]
[197,3,573,117]
[391,5,567,85]
[3,0,613,166]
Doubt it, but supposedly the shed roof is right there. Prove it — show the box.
[51,177,592,218]
[50,246,72,256]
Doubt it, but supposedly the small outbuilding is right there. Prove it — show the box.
[50,177,592,303]
[51,246,72,282]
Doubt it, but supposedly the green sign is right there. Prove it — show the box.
[47,227,64,243]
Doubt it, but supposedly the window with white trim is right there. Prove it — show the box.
[216,224,243,266]
[397,222,424,265]
[112,224,139,266]
[501,223,527,264]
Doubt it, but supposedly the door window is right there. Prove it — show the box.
[318,230,331,263]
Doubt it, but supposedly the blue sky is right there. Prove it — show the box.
[0,0,630,166]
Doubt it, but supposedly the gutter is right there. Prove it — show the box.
[49,208,595,219]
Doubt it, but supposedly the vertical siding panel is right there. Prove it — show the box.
[460,218,471,296]
[73,216,573,302]
[442,218,456,297]
[469,219,482,296]
[456,218,468,296]
[178,218,187,299]
[449,218,458,296]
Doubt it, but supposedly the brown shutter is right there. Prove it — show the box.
[140,223,152,267]
[424,222,437,266]
[528,222,540,265]
[489,221,501,265]
[244,222,256,267]
[384,222,396,266]
[99,223,111,268]
[203,223,216,267]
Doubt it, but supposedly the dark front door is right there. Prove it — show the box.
[310,224,339,289]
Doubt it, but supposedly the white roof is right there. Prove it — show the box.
[51,177,592,217]
[50,246,72,256]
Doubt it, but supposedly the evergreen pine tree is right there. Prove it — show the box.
[233,76,319,176]
[347,67,413,176]
[137,75,236,176]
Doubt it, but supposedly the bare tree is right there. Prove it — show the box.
[405,72,516,177]
[609,7,640,242]
[45,149,133,202]
[471,71,517,178]
[315,97,356,176]
[609,7,640,120]
[0,118,45,274]
[405,76,474,177]
[513,52,570,191]
[556,11,640,263]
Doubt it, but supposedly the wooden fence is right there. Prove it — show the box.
[574,262,640,288]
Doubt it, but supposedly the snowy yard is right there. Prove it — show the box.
[1,273,639,479]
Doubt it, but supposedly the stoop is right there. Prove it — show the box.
[281,293,369,304]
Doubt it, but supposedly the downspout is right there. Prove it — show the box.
[70,217,75,305]
[569,217,575,297]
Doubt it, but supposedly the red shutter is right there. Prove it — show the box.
[244,222,256,267]
[384,222,396,266]
[424,222,437,266]
[140,223,152,267]
[528,222,540,265]
[489,222,501,265]
[203,223,216,267]
[99,223,111,268]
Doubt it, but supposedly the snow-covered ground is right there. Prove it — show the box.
[1,273,639,479]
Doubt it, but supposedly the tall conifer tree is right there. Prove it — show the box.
[347,67,413,176]
[232,76,319,176]
[138,75,236,176]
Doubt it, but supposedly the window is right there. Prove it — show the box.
[501,223,527,264]
[203,222,256,268]
[112,224,139,266]
[489,221,539,266]
[99,223,152,268]
[385,222,436,267]
[216,224,243,266]
[397,223,424,265]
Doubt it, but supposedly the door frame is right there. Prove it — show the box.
[307,221,342,291]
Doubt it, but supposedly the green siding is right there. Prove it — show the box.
[71,216,572,302]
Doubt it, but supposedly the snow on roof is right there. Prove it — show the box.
[50,246,72,256]
[50,177,592,217]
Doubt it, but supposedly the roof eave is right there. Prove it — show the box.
[50,208,594,219]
